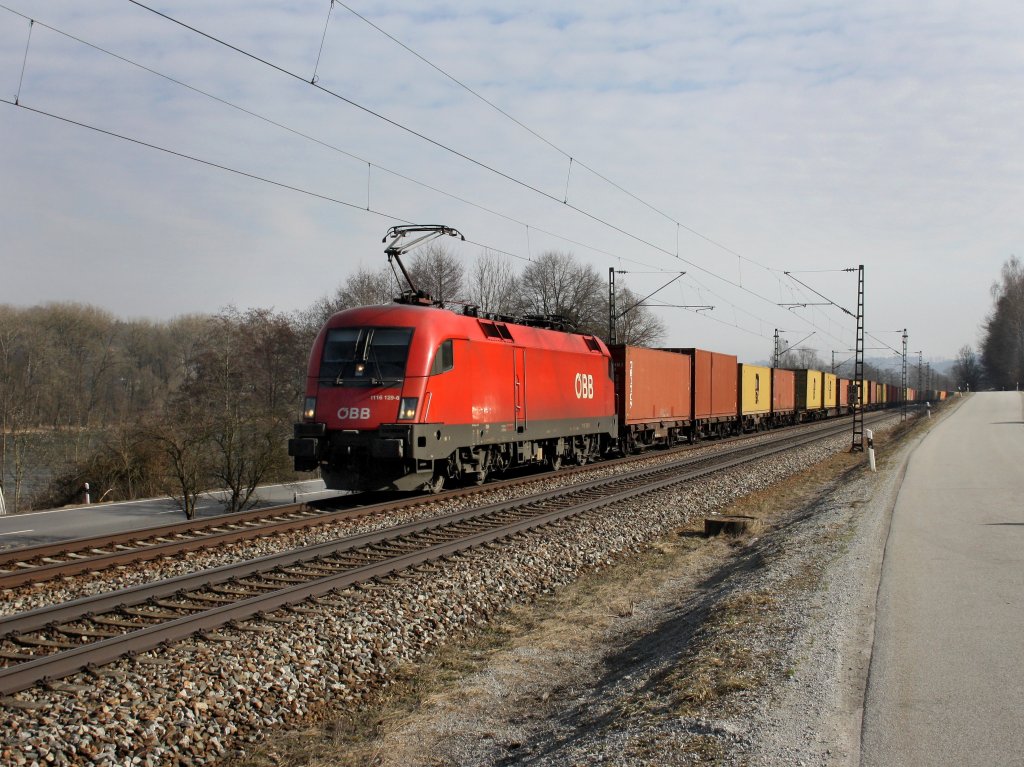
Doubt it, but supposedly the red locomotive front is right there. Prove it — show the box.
[289,303,617,492]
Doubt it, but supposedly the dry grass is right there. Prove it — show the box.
[653,590,778,717]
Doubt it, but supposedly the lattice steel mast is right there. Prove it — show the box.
[851,265,865,451]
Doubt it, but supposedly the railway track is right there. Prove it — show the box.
[0,414,873,697]
[0,414,866,591]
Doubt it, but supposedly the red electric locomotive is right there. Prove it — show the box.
[289,226,617,492]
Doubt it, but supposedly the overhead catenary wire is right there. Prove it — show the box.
[14,15,31,104]
[1,3,868,349]
[0,5,809,340]
[331,1,785,279]
[119,1,814,318]
[0,98,413,224]
[0,4,675,274]
[311,0,336,85]
[2,3,781,306]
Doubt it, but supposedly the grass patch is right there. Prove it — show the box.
[654,590,778,717]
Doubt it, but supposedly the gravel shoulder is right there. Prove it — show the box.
[241,407,954,767]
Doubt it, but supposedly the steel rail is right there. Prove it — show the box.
[0,503,321,565]
[2,412,878,637]
[0,411,869,589]
[0,414,876,697]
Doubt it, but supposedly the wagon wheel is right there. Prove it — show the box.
[547,453,562,472]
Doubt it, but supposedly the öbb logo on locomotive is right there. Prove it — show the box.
[337,407,372,420]
[574,372,595,399]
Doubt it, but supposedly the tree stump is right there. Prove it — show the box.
[703,515,761,537]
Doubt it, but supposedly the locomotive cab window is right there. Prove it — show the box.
[319,327,413,385]
[430,339,454,376]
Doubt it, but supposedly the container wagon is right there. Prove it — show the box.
[771,368,797,427]
[611,345,692,451]
[738,364,772,432]
[823,372,838,415]
[663,348,739,439]
[795,369,824,420]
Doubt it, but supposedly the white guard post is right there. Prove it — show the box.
[866,429,876,472]
[0,487,6,516]
[926,401,931,418]
[83,482,91,505]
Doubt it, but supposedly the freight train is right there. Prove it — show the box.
[288,226,945,492]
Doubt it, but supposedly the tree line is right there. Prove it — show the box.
[943,256,1024,393]
[976,256,1024,391]
[307,246,665,345]
[0,248,664,514]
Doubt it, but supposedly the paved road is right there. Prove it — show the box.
[861,392,1024,766]
[0,479,341,550]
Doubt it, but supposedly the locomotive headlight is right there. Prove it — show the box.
[397,397,418,420]
[302,396,316,421]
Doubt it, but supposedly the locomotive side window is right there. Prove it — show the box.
[319,327,413,385]
[430,339,454,375]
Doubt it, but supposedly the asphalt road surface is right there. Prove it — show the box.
[0,479,339,551]
[861,392,1024,766]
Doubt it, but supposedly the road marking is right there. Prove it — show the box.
[0,529,33,537]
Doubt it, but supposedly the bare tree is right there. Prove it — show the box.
[407,244,464,307]
[302,264,397,332]
[148,403,211,519]
[612,286,667,346]
[466,249,519,314]
[0,308,39,512]
[779,343,827,370]
[178,311,294,514]
[518,251,605,334]
[952,345,983,391]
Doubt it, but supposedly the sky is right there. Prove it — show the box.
[1,1,1021,369]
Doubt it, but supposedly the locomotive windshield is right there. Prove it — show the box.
[319,327,413,385]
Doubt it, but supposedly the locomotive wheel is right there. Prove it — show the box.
[547,454,562,471]
[424,473,445,493]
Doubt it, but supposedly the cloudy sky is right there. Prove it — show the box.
[1,1,1021,367]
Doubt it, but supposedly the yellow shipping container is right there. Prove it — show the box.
[823,372,837,409]
[796,369,824,410]
[739,364,772,415]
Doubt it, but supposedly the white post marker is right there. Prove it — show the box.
[926,401,931,418]
[83,482,91,505]
[866,428,876,472]
[0,487,6,516]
